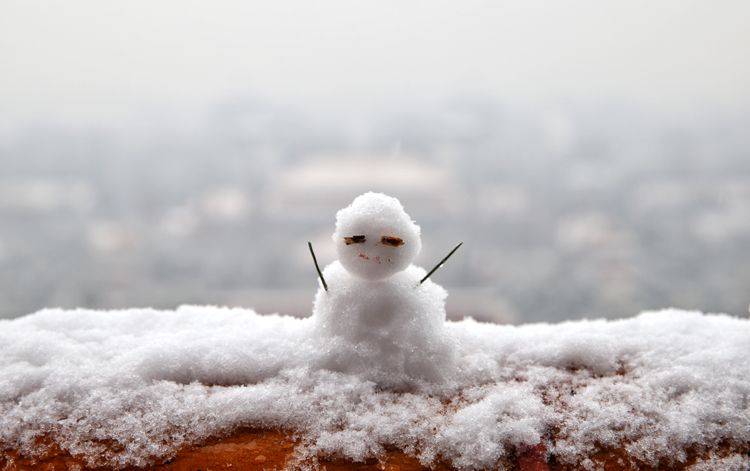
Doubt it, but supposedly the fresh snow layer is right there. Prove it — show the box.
[1,307,749,469]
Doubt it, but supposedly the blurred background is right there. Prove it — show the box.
[1,0,749,323]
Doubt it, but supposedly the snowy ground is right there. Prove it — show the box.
[1,307,749,469]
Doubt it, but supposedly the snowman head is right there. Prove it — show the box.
[333,192,422,281]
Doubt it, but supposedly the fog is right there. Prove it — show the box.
[3,0,750,120]
[1,1,749,321]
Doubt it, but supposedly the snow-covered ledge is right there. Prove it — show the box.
[1,307,748,470]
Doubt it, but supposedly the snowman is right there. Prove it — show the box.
[309,192,459,388]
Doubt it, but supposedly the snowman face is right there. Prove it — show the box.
[333,193,421,281]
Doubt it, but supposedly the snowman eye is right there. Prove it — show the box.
[381,236,404,247]
[344,235,366,245]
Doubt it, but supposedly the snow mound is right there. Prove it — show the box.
[313,261,455,388]
[1,307,749,469]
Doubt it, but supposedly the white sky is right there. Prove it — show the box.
[1,0,749,120]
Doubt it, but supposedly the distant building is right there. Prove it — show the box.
[266,156,463,220]
[0,179,94,213]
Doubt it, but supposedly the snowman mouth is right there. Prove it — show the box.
[358,253,386,264]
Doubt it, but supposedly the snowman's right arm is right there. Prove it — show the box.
[307,241,329,291]
[419,242,463,285]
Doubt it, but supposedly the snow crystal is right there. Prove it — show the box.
[688,452,750,470]
[1,307,749,469]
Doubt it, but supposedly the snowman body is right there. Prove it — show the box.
[311,192,455,387]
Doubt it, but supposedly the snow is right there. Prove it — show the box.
[1,307,749,469]
[312,191,455,387]
[332,192,422,280]
[688,452,750,470]
[313,261,454,388]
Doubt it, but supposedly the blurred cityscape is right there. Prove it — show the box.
[1,97,749,323]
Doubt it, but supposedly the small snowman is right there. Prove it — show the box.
[309,192,459,388]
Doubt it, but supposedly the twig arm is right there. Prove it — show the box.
[419,242,463,285]
[308,242,328,291]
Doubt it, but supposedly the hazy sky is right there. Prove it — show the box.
[1,0,749,121]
